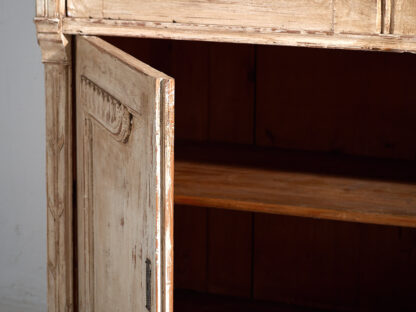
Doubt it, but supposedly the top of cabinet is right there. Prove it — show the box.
[36,0,416,53]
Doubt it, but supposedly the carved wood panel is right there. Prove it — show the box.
[80,75,132,143]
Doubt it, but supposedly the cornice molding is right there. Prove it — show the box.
[35,18,71,64]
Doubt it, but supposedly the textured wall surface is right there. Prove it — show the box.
[0,1,47,311]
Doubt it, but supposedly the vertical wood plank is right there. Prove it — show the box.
[205,42,255,297]
[357,224,416,311]
[256,44,416,160]
[208,209,253,297]
[38,32,73,311]
[36,0,46,17]
[172,41,210,142]
[254,214,360,310]
[45,62,73,312]
[174,205,208,292]
[208,43,255,144]
[36,0,66,17]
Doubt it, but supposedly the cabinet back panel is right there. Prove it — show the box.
[175,206,416,311]
[256,45,416,160]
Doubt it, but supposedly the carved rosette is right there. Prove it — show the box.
[81,76,132,143]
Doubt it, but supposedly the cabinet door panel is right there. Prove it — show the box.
[76,36,174,312]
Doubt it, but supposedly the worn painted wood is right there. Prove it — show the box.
[334,0,379,34]
[76,36,174,312]
[62,17,416,53]
[36,0,66,18]
[67,0,332,32]
[334,0,416,36]
[393,0,416,35]
[35,18,74,312]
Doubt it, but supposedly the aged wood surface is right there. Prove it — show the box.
[174,144,416,228]
[334,0,379,34]
[393,0,416,35]
[76,36,174,312]
[67,0,332,31]
[36,0,65,18]
[62,17,416,53]
[35,18,74,312]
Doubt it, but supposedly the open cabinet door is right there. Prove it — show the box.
[76,36,174,312]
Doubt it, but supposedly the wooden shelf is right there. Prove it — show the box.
[175,290,326,312]
[175,144,416,228]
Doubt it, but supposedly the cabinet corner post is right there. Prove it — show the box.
[36,17,74,312]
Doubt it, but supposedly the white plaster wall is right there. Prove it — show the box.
[0,1,47,311]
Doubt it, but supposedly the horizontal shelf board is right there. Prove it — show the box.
[174,144,416,227]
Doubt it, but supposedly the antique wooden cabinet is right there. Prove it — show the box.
[35,0,416,311]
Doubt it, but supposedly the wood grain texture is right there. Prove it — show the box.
[35,19,71,64]
[76,36,174,312]
[334,0,379,34]
[175,143,416,228]
[63,17,416,53]
[67,0,332,32]
[36,21,73,312]
[36,0,65,18]
[393,0,416,35]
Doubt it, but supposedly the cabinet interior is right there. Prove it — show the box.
[103,36,416,311]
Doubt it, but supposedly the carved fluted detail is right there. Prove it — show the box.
[81,76,132,143]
